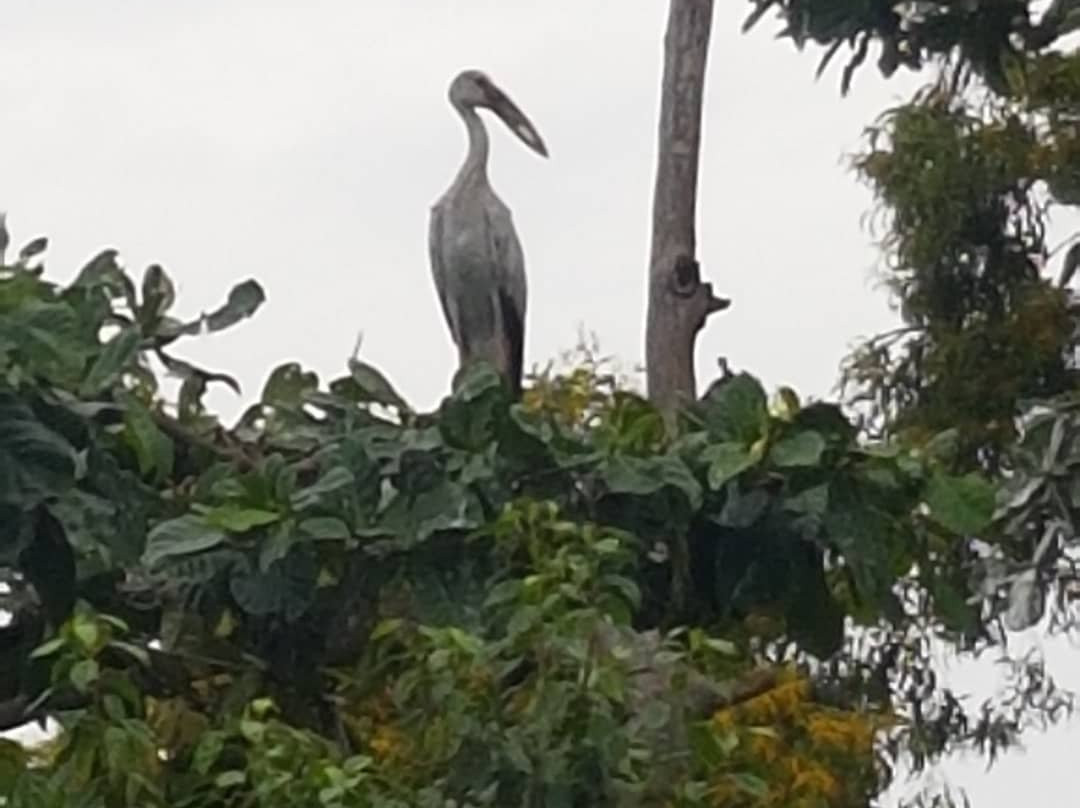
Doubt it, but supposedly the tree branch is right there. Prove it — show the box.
[646,0,728,415]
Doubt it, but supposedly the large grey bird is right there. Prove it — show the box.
[429,70,547,396]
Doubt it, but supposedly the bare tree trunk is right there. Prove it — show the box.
[646,0,728,414]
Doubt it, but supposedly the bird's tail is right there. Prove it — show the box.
[456,290,524,398]
[498,288,524,398]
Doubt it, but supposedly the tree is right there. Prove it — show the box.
[646,0,729,413]
[746,0,1080,799]
[747,0,1080,627]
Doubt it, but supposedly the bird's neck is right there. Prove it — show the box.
[453,103,490,187]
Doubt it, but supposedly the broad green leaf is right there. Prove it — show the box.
[81,327,140,396]
[261,362,319,408]
[698,372,768,443]
[0,391,76,505]
[0,300,86,380]
[109,640,151,667]
[823,483,897,607]
[348,357,410,411]
[506,604,541,638]
[599,456,659,497]
[601,454,703,510]
[230,554,315,621]
[291,466,355,509]
[376,479,483,544]
[193,731,226,775]
[160,279,266,341]
[439,365,506,451]
[298,516,350,540]
[18,236,48,262]
[143,515,227,567]
[29,636,65,659]
[68,659,100,693]
[923,428,961,463]
[205,280,265,331]
[703,636,739,656]
[98,613,130,632]
[258,525,296,570]
[924,471,995,535]
[101,694,125,722]
[71,617,102,650]
[204,505,281,533]
[931,578,977,632]
[49,483,144,566]
[792,401,857,444]
[784,482,829,516]
[370,618,404,640]
[451,361,504,402]
[139,263,175,325]
[70,249,136,309]
[703,442,757,489]
[484,579,523,608]
[122,396,173,482]
[769,430,825,467]
[508,405,553,443]
[215,770,246,788]
[688,723,735,767]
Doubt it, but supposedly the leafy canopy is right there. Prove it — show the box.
[0,235,1019,807]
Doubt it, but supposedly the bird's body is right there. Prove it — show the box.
[430,183,527,394]
[429,70,546,396]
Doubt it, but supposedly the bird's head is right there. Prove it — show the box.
[449,69,548,158]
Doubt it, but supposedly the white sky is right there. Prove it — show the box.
[1,2,1077,804]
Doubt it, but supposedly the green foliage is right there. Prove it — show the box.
[770,0,1080,479]
[744,0,1079,94]
[840,59,1080,466]
[0,237,1023,806]
[967,393,1080,634]
[751,12,1080,801]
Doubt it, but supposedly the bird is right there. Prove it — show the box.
[429,69,547,397]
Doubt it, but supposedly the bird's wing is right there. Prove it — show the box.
[428,204,461,347]
[492,211,527,317]
[488,206,527,393]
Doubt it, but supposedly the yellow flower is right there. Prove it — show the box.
[369,724,407,762]
[746,729,782,764]
[789,759,840,801]
[737,678,810,724]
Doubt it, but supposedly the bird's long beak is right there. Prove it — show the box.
[484,83,548,158]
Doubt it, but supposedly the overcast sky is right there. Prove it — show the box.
[1,2,1077,804]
